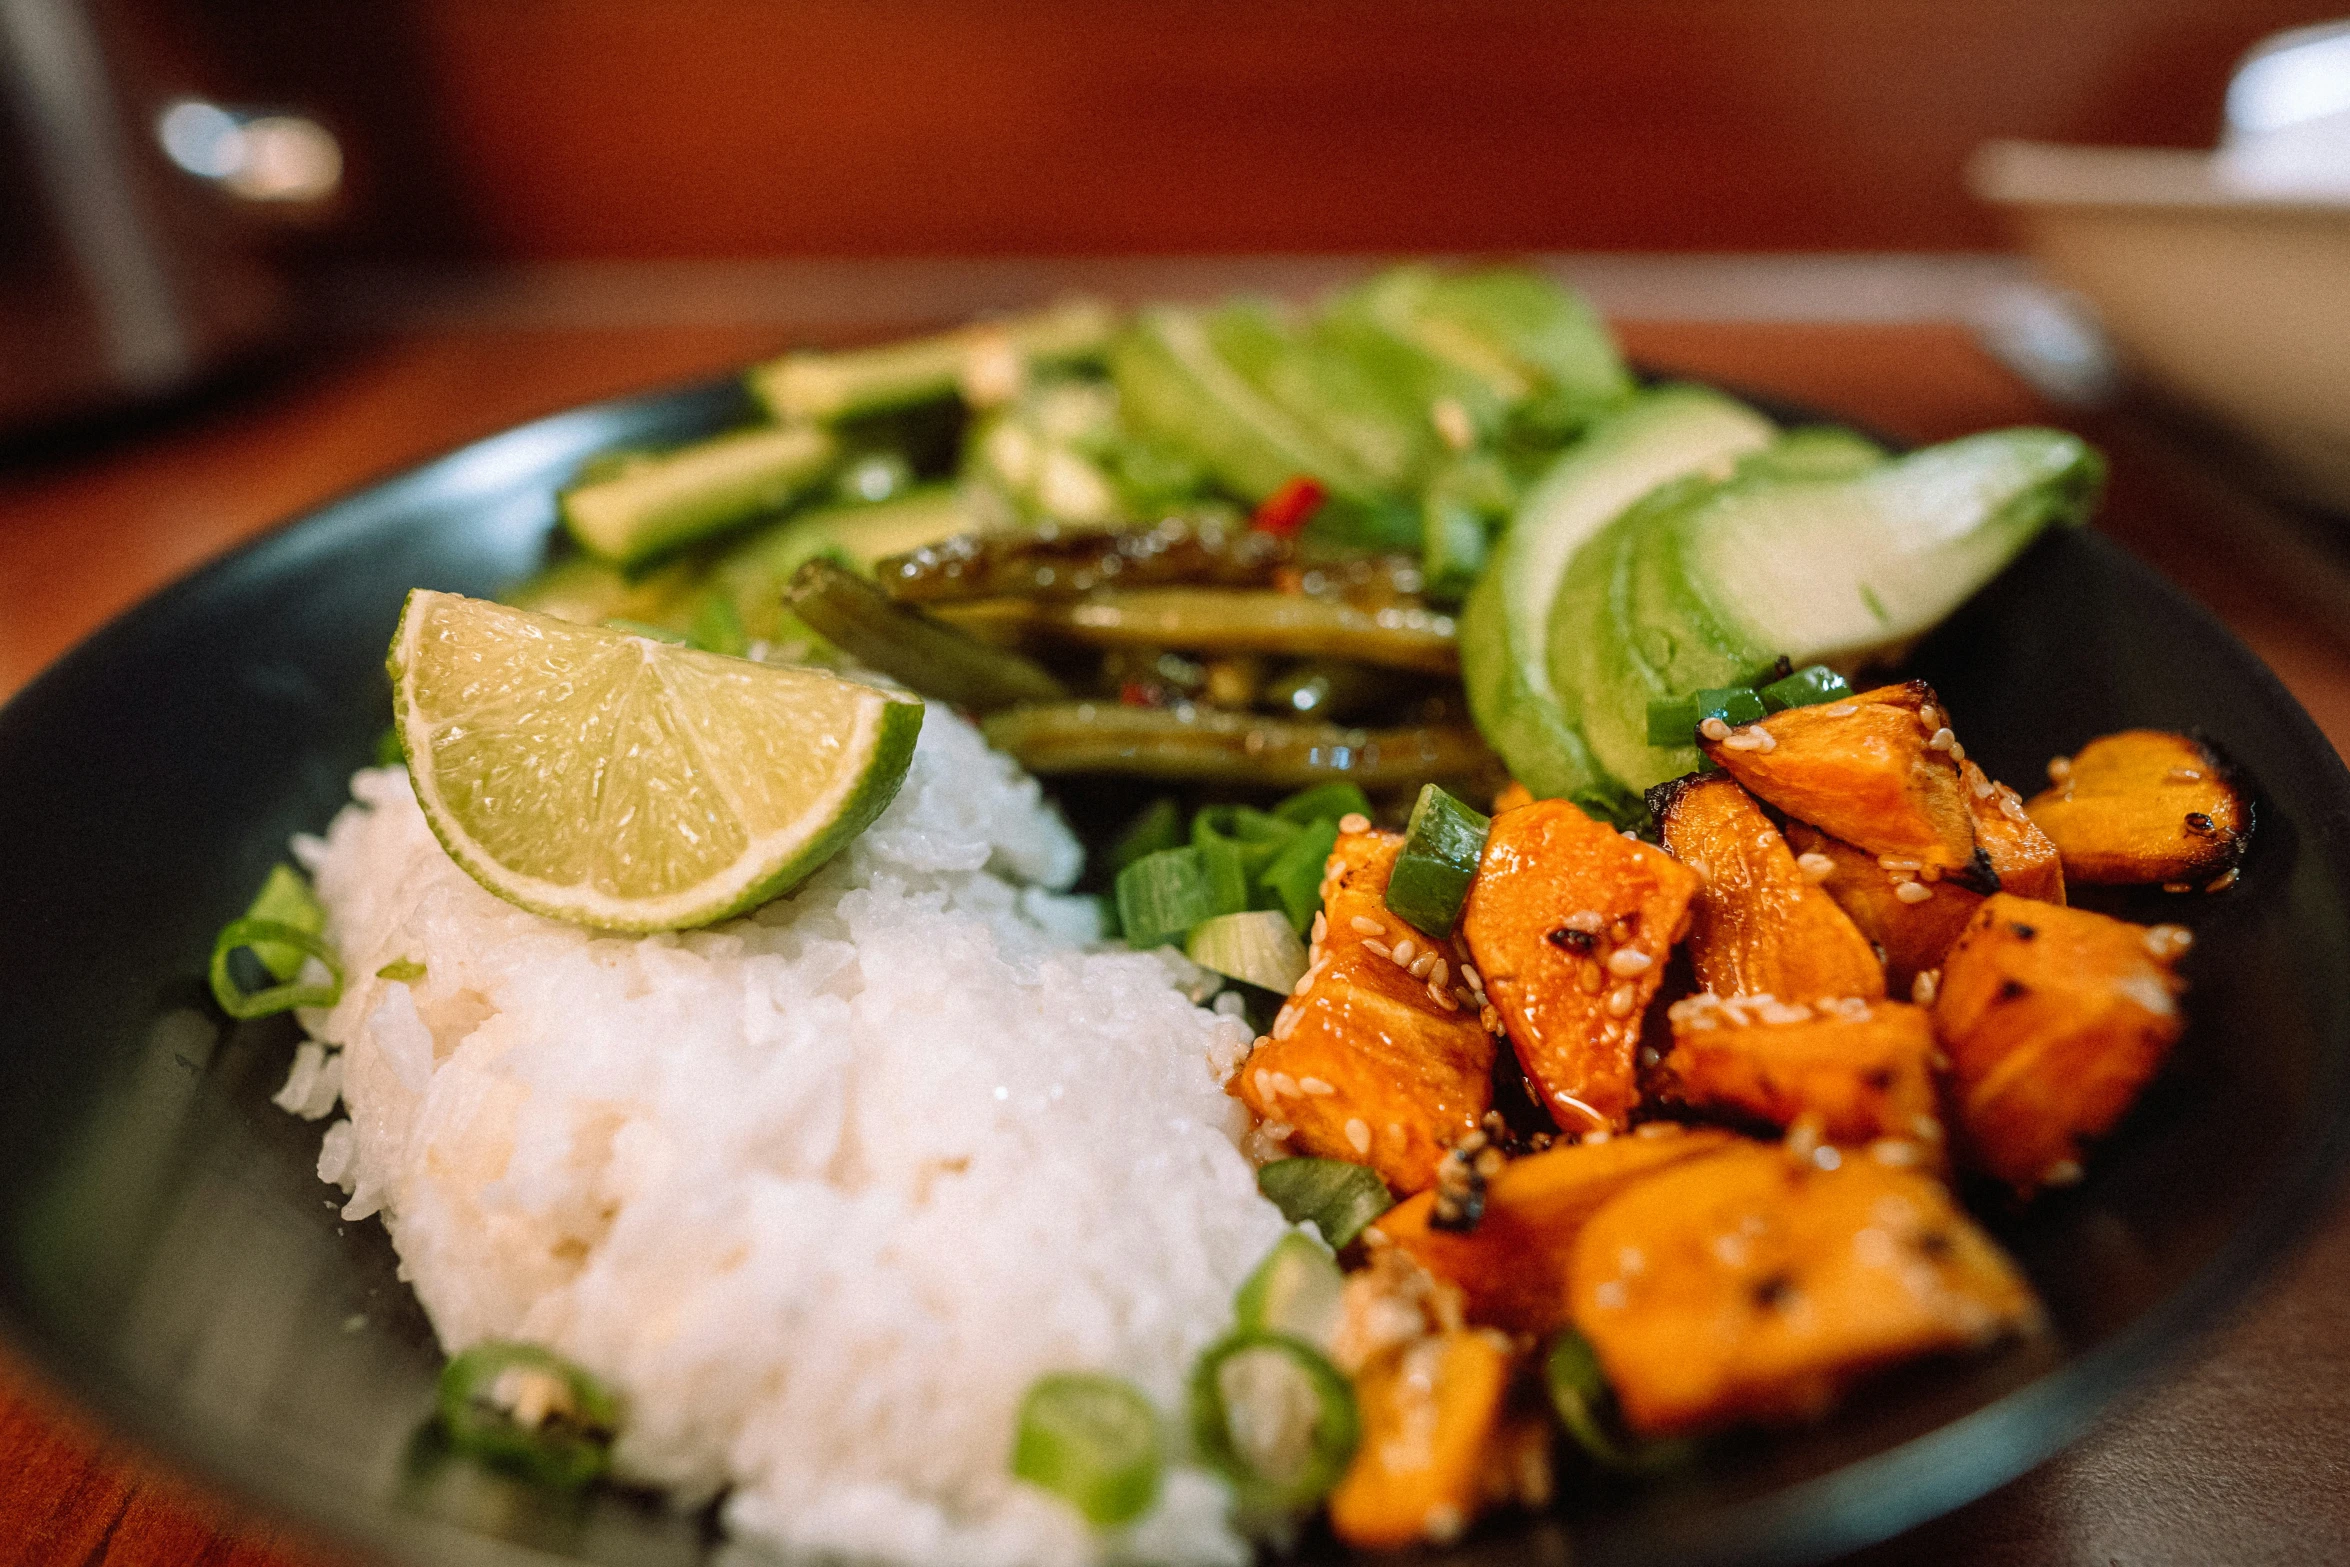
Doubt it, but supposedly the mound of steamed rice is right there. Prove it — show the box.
[275,707,1288,1565]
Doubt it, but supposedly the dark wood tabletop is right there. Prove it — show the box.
[4,304,2348,1567]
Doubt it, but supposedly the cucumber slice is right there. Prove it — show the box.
[1186,910,1310,993]
[700,485,978,645]
[748,297,1117,422]
[1207,301,1439,492]
[559,424,836,568]
[1459,386,1774,815]
[1385,784,1491,937]
[1232,1232,1345,1350]
[1733,425,1888,483]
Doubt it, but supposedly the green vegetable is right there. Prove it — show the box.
[786,559,1070,712]
[1384,784,1490,937]
[749,297,1119,422]
[1256,1157,1392,1248]
[1270,781,1373,826]
[1011,1371,1164,1528]
[1758,663,1854,711]
[1543,1330,1696,1477]
[981,704,1497,790]
[1733,425,1888,483]
[437,1341,623,1489]
[1115,846,1246,951]
[1105,797,1185,880]
[1186,910,1310,993]
[376,958,426,983]
[1207,300,1440,492]
[1188,1332,1359,1516]
[1644,686,1767,746]
[242,863,327,981]
[931,588,1458,676]
[559,423,835,569]
[209,866,342,1020]
[1262,659,1391,723]
[1258,816,1340,933]
[701,484,979,646]
[1459,386,1774,818]
[1232,1232,1345,1350]
[686,595,749,657]
[373,726,405,768]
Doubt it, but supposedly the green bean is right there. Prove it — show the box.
[1262,659,1393,722]
[982,703,1498,789]
[876,511,1283,603]
[786,560,1069,711]
[933,589,1457,675]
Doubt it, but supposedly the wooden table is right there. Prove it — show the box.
[4,307,2348,1567]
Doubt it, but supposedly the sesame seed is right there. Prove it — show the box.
[1722,729,1766,751]
[1408,951,1436,979]
[1786,1114,1824,1165]
[1998,790,2029,823]
[1272,1007,1300,1041]
[1912,1115,1944,1143]
[1928,727,1956,752]
[1429,958,1448,990]
[1918,704,1941,731]
[2144,924,2194,961]
[1611,918,1632,943]
[1797,851,1835,882]
[1894,880,1934,904]
[1578,964,1607,995]
[1264,1121,1293,1141]
[1338,812,1371,835]
[1462,964,1484,994]
[1253,1068,1275,1097]
[1870,1139,1923,1168]
[1392,938,1418,967]
[1911,969,1941,1006]
[1699,716,1732,741]
[2047,756,2073,783]
[1473,1147,1505,1179]
[1345,1118,1372,1155]
[1563,911,1605,933]
[1606,984,1638,1017]
[1584,1129,1612,1146]
[1480,1004,1501,1032]
[1971,771,1996,799]
[1812,1144,1843,1171]
[1349,915,1384,937]
[1364,939,1392,959]
[1607,948,1653,977]
[1825,703,1858,717]
[1877,855,1923,871]
[1300,1076,1335,1095]
[2207,869,2240,892]
[1949,740,1966,763]
[1755,729,1778,752]
[1312,912,1328,943]
[1430,982,1459,1011]
[2166,767,2203,783]
[1271,1072,1300,1097]
[2163,882,2192,894]
[1635,1120,1680,1138]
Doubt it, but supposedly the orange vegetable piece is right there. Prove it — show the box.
[1328,1328,1518,1550]
[1491,779,1536,815]
[1933,892,2188,1192]
[1370,1126,1737,1336]
[1704,681,1985,880]
[1654,774,1884,1003]
[1787,759,2064,994]
[1569,1144,2039,1437]
[1237,828,1492,1192]
[1657,996,1943,1152]
[1460,800,1701,1133]
[2024,729,2250,888]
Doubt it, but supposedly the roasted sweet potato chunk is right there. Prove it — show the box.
[1328,1328,1519,1549]
[1933,892,2189,1192]
[2024,730,2250,888]
[1658,996,1942,1152]
[1703,682,1983,879]
[1655,775,1884,1003]
[1787,760,2063,994]
[1370,1127,1737,1336]
[1568,1144,2039,1436]
[1461,800,1701,1133]
[1238,829,1493,1192]
[1491,779,1536,815]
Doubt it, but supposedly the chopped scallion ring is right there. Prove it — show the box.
[208,917,342,1020]
[1255,1158,1391,1249]
[1543,1329,1697,1476]
[438,1341,623,1489]
[1011,1371,1165,1528]
[1188,1331,1358,1516]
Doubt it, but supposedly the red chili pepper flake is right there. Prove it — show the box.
[1250,476,1327,537]
[1119,681,1166,708]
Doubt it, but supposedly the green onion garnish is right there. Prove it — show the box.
[1115,845,1247,951]
[1011,1372,1164,1528]
[1757,663,1854,712]
[377,958,426,983]
[1270,781,1373,826]
[1106,797,1185,880]
[1384,784,1490,938]
[208,864,341,1020]
[1188,1331,1358,1516]
[1543,1329,1696,1476]
[1193,804,1302,884]
[1186,910,1310,994]
[438,1341,622,1489]
[1258,816,1339,934]
[242,863,327,980]
[687,594,749,657]
[1256,1158,1391,1248]
[1231,1232,1344,1350]
[1646,686,1769,746]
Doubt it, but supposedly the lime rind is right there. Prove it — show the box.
[389,590,923,933]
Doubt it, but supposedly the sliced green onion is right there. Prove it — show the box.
[1186,911,1309,994]
[1106,797,1185,881]
[1544,1330,1697,1477]
[374,726,406,768]
[1384,783,1490,938]
[1271,782,1373,826]
[1758,663,1854,712]
[210,919,342,1020]
[1232,1232,1344,1350]
[1188,1332,1358,1516]
[1256,1158,1392,1248]
[1193,804,1301,888]
[438,1341,622,1490]
[1116,845,1247,951]
[602,617,688,644]
[1644,686,1768,746]
[1420,491,1492,605]
[243,863,327,981]
[1258,817,1339,934]
[687,594,749,657]
[1011,1371,1164,1528]
[377,958,426,983]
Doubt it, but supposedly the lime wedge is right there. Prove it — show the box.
[389,589,923,932]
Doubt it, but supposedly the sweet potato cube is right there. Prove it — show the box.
[1370,1127,1737,1336]
[1786,763,2061,995]
[1655,774,1885,1003]
[1704,681,1982,878]
[1933,892,2188,1192]
[1658,996,1942,1151]
[1491,779,1536,815]
[1460,800,1701,1133]
[1328,1328,1518,1550]
[1568,1144,2039,1437]
[2024,730,2250,887]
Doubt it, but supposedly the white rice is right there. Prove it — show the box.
[281,708,1286,1566]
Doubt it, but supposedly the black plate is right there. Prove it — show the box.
[4,378,2348,1567]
